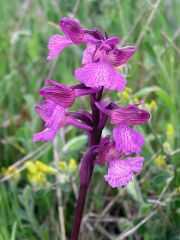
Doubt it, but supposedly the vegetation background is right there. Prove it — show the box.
[0,0,180,239]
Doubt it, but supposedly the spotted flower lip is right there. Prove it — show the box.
[104,157,144,188]
[75,42,135,91]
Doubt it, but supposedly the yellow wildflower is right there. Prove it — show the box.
[25,161,38,175]
[118,87,132,101]
[68,158,77,172]
[149,100,157,111]
[27,172,47,186]
[35,161,57,174]
[118,91,130,101]
[178,186,180,193]
[154,155,165,166]
[166,124,174,137]
[133,97,139,104]
[163,142,171,154]
[59,161,67,171]
[2,166,20,180]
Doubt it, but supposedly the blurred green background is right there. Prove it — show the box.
[0,0,180,239]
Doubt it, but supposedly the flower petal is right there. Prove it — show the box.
[35,100,57,121]
[107,46,136,66]
[33,128,57,142]
[126,157,144,173]
[75,61,127,91]
[105,37,121,45]
[82,43,96,65]
[47,34,72,60]
[45,105,66,130]
[113,124,144,154]
[104,159,133,188]
[111,105,150,125]
[40,80,75,108]
[59,17,84,44]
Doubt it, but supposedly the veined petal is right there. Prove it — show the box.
[75,61,127,91]
[47,35,72,60]
[113,124,144,154]
[82,43,96,65]
[111,106,150,125]
[97,136,110,164]
[35,100,57,121]
[45,105,66,129]
[107,46,136,66]
[59,17,84,44]
[126,157,144,173]
[40,80,75,108]
[104,159,133,188]
[33,128,57,142]
[105,37,121,45]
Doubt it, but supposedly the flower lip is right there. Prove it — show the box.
[59,17,84,44]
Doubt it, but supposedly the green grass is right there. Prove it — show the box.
[0,0,180,239]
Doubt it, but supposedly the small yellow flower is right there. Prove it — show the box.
[154,155,165,166]
[149,100,157,111]
[35,161,57,174]
[166,124,174,137]
[125,87,132,94]
[25,161,38,175]
[2,167,20,180]
[133,97,139,104]
[178,186,180,193]
[118,87,132,101]
[118,91,130,100]
[163,142,171,154]
[27,172,47,186]
[59,161,67,171]
[68,158,77,172]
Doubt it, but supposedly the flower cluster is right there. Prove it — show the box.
[33,17,150,188]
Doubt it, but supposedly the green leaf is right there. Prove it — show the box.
[10,222,17,240]
[133,86,161,98]
[62,135,87,153]
[156,89,176,114]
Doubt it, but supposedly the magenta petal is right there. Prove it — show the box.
[104,159,133,188]
[45,106,65,129]
[82,43,96,65]
[107,46,136,66]
[97,136,110,164]
[47,35,72,60]
[113,124,144,154]
[126,157,144,173]
[59,17,84,44]
[35,100,56,122]
[40,80,75,108]
[111,106,150,125]
[33,128,57,142]
[75,61,127,91]
[105,37,121,45]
